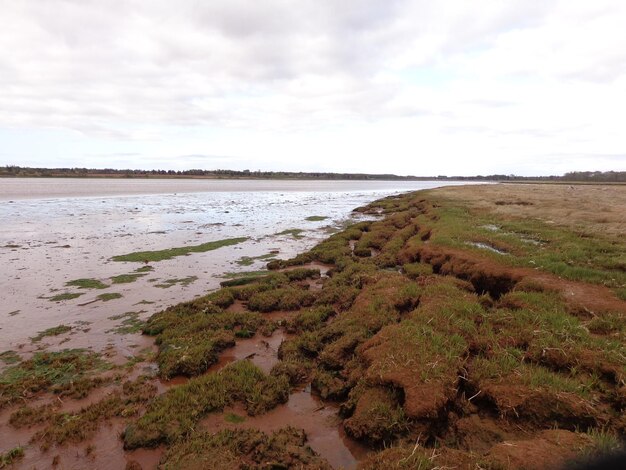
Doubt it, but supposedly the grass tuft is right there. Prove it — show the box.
[48,292,83,302]
[110,273,147,284]
[111,237,249,262]
[97,292,123,302]
[31,325,72,342]
[65,278,109,289]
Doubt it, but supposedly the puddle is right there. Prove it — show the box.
[201,387,370,470]
[167,327,369,469]
[2,417,163,470]
[520,237,542,245]
[467,242,509,255]
[210,331,286,375]
[280,261,333,277]
[204,329,369,469]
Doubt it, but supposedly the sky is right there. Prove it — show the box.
[1,0,625,176]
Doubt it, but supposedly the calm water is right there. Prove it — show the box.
[0,177,461,201]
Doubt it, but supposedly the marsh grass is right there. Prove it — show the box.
[0,446,25,467]
[221,270,268,279]
[65,278,109,289]
[110,273,147,284]
[135,265,154,273]
[235,253,276,266]
[158,427,330,469]
[154,276,198,289]
[123,360,290,448]
[123,186,625,467]
[247,287,316,312]
[584,428,623,455]
[0,349,111,409]
[13,377,157,448]
[424,195,626,293]
[275,228,305,239]
[31,324,72,342]
[224,412,245,423]
[107,311,145,334]
[0,351,20,365]
[97,292,123,301]
[143,289,268,377]
[111,237,248,262]
[48,292,83,302]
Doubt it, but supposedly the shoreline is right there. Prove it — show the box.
[1,183,625,469]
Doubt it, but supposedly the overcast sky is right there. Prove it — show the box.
[1,0,625,176]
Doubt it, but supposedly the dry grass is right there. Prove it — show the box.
[434,183,626,238]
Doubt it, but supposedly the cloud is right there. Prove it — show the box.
[0,0,625,174]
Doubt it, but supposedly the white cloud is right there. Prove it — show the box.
[0,0,625,174]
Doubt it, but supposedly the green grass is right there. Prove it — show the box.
[107,312,145,334]
[31,324,72,342]
[158,428,329,469]
[423,197,626,292]
[110,273,147,284]
[111,237,249,262]
[12,377,157,448]
[154,276,198,288]
[65,278,109,289]
[123,360,290,448]
[0,351,20,365]
[344,386,408,443]
[97,292,123,301]
[247,287,316,312]
[235,253,276,266]
[49,292,83,302]
[135,265,154,273]
[305,215,329,221]
[224,412,246,423]
[0,349,111,409]
[144,296,264,377]
[584,428,623,455]
[221,270,268,279]
[275,228,305,239]
[0,446,25,467]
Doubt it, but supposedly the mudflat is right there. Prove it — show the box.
[1,183,624,469]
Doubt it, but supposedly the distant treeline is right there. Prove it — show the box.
[561,171,626,182]
[0,166,624,182]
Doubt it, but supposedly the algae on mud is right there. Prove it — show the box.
[110,236,248,262]
[0,349,111,409]
[31,324,72,342]
[65,278,109,289]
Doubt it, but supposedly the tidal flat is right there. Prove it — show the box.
[1,181,624,469]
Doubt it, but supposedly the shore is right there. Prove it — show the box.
[1,183,625,469]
